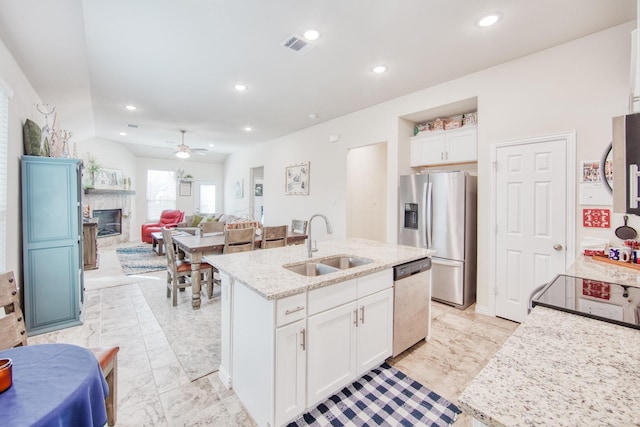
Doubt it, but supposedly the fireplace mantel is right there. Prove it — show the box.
[84,189,135,196]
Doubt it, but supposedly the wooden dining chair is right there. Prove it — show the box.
[200,220,225,234]
[162,228,215,306]
[261,225,288,249]
[224,227,255,254]
[291,219,308,234]
[0,271,120,426]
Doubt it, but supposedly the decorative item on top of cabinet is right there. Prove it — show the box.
[410,125,477,167]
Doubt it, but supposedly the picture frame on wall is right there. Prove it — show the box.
[255,183,263,197]
[235,179,244,198]
[179,181,192,196]
[285,161,310,195]
[94,168,123,189]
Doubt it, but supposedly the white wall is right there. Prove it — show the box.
[133,157,224,239]
[0,36,43,286]
[347,142,387,241]
[224,22,636,312]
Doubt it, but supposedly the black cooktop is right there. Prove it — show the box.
[531,274,640,330]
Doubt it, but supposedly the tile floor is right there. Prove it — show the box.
[28,245,519,426]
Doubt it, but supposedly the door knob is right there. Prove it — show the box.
[553,244,563,251]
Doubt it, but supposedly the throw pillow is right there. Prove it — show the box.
[191,214,204,227]
[199,216,218,224]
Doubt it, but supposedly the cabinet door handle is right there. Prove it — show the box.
[360,306,365,324]
[440,152,444,161]
[300,328,306,351]
[353,309,358,327]
[285,306,304,315]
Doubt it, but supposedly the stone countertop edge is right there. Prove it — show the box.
[457,305,640,427]
[567,255,640,288]
[204,238,435,300]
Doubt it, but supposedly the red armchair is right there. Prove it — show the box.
[141,210,185,243]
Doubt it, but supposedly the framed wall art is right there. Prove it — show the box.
[285,161,310,195]
[235,179,244,199]
[94,168,123,189]
[179,181,192,196]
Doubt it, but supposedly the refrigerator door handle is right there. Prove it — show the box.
[425,182,433,248]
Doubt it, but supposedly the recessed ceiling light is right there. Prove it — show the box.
[124,105,136,111]
[308,113,318,119]
[243,126,253,132]
[372,65,387,74]
[477,13,501,27]
[303,29,320,41]
[234,84,247,91]
[209,143,215,147]
[119,132,127,136]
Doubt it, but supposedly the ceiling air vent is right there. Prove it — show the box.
[127,123,139,128]
[281,35,315,55]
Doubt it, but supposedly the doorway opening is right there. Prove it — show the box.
[346,143,387,241]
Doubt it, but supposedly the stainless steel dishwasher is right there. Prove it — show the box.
[392,257,432,357]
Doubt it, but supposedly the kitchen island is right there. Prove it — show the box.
[459,256,640,427]
[205,239,434,427]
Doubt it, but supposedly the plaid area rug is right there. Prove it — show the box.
[115,245,166,275]
[288,363,461,427]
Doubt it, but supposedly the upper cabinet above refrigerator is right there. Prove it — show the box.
[410,126,477,167]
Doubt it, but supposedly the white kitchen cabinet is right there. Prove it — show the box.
[307,270,393,407]
[275,319,306,426]
[410,126,477,167]
[356,288,393,375]
[226,268,392,427]
[307,301,358,407]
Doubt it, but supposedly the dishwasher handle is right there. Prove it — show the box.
[393,257,432,281]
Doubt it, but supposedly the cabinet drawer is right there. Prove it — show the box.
[357,269,392,299]
[308,279,357,316]
[276,292,307,327]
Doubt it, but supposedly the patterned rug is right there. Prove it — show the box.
[288,363,461,427]
[115,245,166,275]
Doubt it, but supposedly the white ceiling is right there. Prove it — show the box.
[0,0,635,163]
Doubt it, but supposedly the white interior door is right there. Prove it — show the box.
[494,135,574,322]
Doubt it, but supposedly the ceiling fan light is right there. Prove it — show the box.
[175,150,190,159]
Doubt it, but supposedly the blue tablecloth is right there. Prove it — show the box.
[0,343,108,427]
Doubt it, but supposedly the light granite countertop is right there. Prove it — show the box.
[204,238,435,300]
[458,305,640,426]
[567,255,640,288]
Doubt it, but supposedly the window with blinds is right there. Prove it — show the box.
[0,87,8,271]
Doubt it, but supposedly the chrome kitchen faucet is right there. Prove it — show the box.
[307,214,333,257]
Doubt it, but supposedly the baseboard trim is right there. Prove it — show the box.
[474,304,490,316]
[218,367,232,389]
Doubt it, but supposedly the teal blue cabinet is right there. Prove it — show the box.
[21,156,84,334]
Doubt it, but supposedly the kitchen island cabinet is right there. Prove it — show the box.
[207,239,433,427]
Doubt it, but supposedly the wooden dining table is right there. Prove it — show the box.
[172,231,307,308]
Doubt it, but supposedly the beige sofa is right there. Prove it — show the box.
[176,213,240,234]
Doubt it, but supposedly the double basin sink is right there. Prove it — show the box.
[283,255,373,276]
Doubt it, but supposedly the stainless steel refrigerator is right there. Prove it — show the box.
[398,172,477,309]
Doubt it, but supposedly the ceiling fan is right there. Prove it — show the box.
[173,130,207,159]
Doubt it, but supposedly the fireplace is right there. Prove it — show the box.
[93,209,122,237]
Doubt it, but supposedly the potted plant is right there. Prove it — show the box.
[85,154,101,189]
